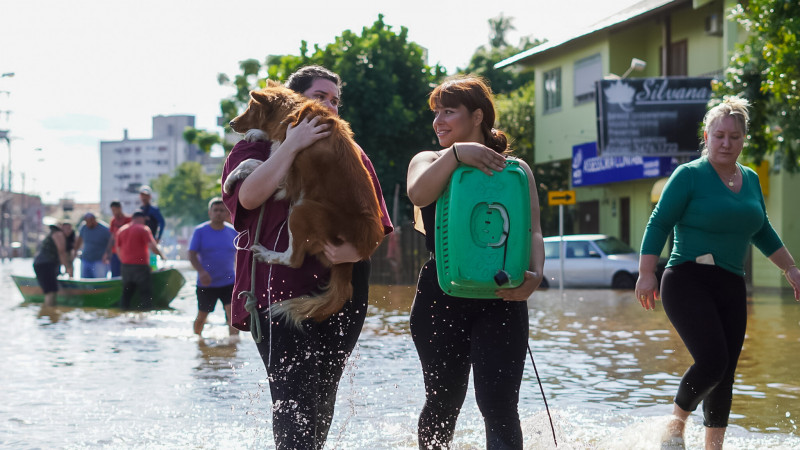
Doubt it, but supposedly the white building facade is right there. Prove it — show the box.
[99,115,224,216]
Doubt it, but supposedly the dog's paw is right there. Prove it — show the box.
[244,129,269,142]
[273,185,288,201]
[223,158,263,194]
[252,243,293,266]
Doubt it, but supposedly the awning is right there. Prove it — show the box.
[650,178,669,203]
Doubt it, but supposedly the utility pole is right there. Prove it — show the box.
[1,72,14,260]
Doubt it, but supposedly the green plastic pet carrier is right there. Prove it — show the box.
[435,160,531,298]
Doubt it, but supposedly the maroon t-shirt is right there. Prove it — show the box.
[221,140,393,331]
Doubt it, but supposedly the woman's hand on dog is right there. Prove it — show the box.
[323,237,362,264]
[454,142,507,175]
[280,115,332,156]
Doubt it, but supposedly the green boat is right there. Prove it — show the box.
[11,268,186,309]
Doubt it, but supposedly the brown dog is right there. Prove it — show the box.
[228,80,384,326]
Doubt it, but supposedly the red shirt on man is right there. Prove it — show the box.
[116,222,156,265]
[109,215,132,255]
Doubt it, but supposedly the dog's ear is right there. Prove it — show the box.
[266,79,282,88]
[251,90,269,104]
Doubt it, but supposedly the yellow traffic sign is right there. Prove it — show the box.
[548,190,576,206]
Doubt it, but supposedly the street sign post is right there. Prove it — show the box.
[548,190,576,206]
[548,190,577,290]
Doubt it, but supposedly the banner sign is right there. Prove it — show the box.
[572,142,679,187]
[595,77,712,156]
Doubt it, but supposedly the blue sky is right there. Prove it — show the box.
[0,0,639,203]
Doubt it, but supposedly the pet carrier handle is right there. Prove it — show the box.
[485,203,509,248]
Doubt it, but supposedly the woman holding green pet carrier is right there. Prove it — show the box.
[406,75,545,449]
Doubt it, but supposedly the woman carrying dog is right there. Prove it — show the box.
[221,65,393,449]
[406,75,545,449]
[635,96,800,449]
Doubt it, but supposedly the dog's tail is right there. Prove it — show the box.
[270,263,354,328]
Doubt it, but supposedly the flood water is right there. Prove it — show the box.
[2,258,799,449]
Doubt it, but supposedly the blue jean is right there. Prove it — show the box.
[110,253,122,277]
[81,259,109,279]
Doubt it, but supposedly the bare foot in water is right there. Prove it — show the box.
[661,414,687,449]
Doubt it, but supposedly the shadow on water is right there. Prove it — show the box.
[2,258,799,449]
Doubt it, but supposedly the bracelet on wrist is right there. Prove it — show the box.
[782,264,797,276]
[452,144,461,164]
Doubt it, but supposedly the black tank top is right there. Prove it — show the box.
[34,228,61,265]
[421,203,436,253]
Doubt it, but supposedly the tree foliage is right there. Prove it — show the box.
[460,14,540,95]
[313,16,447,205]
[496,80,536,162]
[151,162,219,228]
[183,127,222,153]
[210,15,446,217]
[715,0,800,171]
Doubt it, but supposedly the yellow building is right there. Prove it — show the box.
[497,0,799,291]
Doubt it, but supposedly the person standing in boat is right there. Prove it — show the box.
[137,185,166,243]
[60,221,76,277]
[33,224,73,306]
[74,212,111,279]
[116,211,166,310]
[189,197,238,337]
[104,200,132,278]
[635,96,800,449]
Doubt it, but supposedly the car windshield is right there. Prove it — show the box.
[594,237,635,255]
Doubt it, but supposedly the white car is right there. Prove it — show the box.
[541,234,640,289]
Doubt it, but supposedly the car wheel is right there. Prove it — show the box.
[539,277,549,289]
[612,272,635,289]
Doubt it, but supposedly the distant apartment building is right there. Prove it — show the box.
[99,115,224,216]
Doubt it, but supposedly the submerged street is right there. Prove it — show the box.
[2,258,799,449]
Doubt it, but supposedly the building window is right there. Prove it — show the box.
[574,53,602,105]
[543,67,562,113]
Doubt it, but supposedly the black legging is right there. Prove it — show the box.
[410,259,529,449]
[660,261,747,428]
[255,260,370,449]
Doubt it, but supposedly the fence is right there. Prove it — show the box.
[369,220,429,286]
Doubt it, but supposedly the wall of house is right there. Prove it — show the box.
[752,168,800,289]
[608,21,662,77]
[534,41,608,163]
[519,0,798,290]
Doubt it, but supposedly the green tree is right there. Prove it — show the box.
[496,80,536,161]
[206,15,445,218]
[488,13,515,48]
[461,15,541,95]
[151,162,219,227]
[716,0,800,171]
[183,127,222,153]
[313,16,446,207]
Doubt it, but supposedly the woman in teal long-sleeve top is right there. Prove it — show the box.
[635,96,800,450]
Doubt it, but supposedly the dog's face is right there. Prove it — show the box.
[229,80,304,135]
